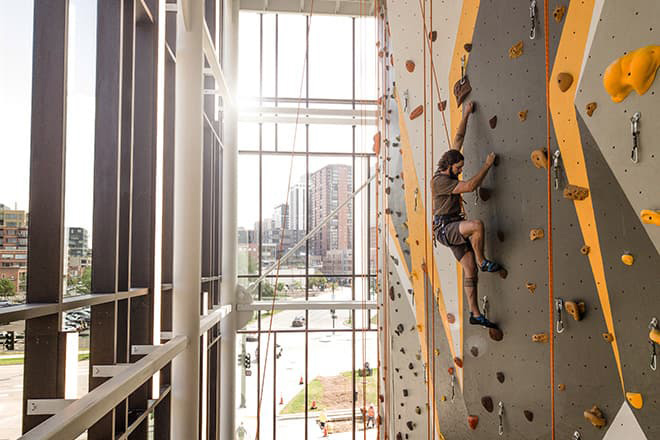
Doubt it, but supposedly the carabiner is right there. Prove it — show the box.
[529,0,537,40]
[555,298,565,334]
[498,401,504,436]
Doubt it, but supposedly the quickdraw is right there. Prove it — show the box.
[482,296,489,320]
[555,298,565,334]
[498,401,504,436]
[630,111,640,163]
[529,0,537,40]
[460,55,467,85]
[649,317,658,371]
[552,150,562,190]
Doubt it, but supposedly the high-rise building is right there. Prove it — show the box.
[309,164,353,264]
[288,180,306,232]
[0,204,28,292]
[67,227,89,257]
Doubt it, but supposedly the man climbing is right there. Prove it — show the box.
[431,100,504,329]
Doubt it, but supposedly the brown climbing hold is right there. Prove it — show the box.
[467,415,479,430]
[563,184,589,201]
[441,395,447,401]
[378,50,384,58]
[557,72,574,92]
[489,115,497,129]
[602,332,614,342]
[530,228,545,241]
[389,286,395,301]
[453,357,463,368]
[447,313,456,324]
[415,406,422,415]
[478,187,491,201]
[390,54,394,66]
[448,367,455,375]
[496,372,505,383]
[580,245,591,255]
[409,105,424,120]
[489,327,504,341]
[558,383,566,391]
[531,148,548,169]
[470,346,479,357]
[434,348,440,356]
[518,110,528,121]
[453,76,472,107]
[532,333,548,342]
[565,301,585,321]
[405,60,415,73]
[428,31,437,42]
[396,433,403,440]
[553,5,566,22]
[509,41,524,59]
[586,102,597,117]
[524,410,534,422]
[406,421,414,430]
[526,282,537,294]
[438,100,447,111]
[584,405,607,428]
[481,396,494,413]
[464,43,472,52]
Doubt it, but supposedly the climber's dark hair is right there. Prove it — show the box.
[437,150,464,171]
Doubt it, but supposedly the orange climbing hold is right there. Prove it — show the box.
[509,41,523,59]
[586,102,597,117]
[584,405,607,428]
[530,228,545,241]
[409,105,423,120]
[621,253,634,266]
[602,332,614,342]
[531,148,548,169]
[518,110,528,121]
[532,333,548,343]
[626,392,643,409]
[563,184,589,201]
[553,5,566,22]
[447,313,455,324]
[565,301,585,321]
[453,357,463,368]
[558,383,566,391]
[603,45,660,103]
[467,415,479,430]
[580,245,590,255]
[649,327,660,345]
[640,209,660,226]
[557,72,573,92]
[526,282,537,294]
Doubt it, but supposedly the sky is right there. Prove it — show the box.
[0,4,376,238]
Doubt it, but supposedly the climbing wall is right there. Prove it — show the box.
[376,0,660,439]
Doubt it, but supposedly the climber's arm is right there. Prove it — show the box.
[451,153,496,194]
[451,101,475,151]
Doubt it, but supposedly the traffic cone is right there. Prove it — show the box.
[279,394,284,405]
[299,376,304,385]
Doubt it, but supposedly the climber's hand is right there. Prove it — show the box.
[485,152,497,167]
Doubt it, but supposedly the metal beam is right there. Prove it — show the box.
[202,21,233,108]
[239,115,377,126]
[237,300,377,311]
[18,336,187,440]
[240,106,378,118]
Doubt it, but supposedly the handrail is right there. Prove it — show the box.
[0,289,149,324]
[237,300,378,311]
[19,336,187,440]
[199,304,232,335]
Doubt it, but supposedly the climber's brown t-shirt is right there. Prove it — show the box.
[431,171,461,217]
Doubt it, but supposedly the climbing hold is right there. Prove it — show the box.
[531,148,548,169]
[408,362,414,370]
[467,415,479,430]
[447,313,455,324]
[523,410,534,422]
[496,372,505,383]
[409,105,423,120]
[557,72,574,92]
[396,433,403,440]
[621,253,634,266]
[602,333,614,343]
[489,115,497,129]
[553,5,565,22]
[453,357,463,368]
[453,76,472,107]
[586,102,597,117]
[650,325,660,345]
[478,187,491,201]
[415,406,422,415]
[580,245,590,255]
[497,230,505,242]
[395,323,404,335]
[428,31,437,42]
[405,60,415,73]
[526,282,537,294]
[464,43,472,52]
[565,301,585,321]
[640,209,660,226]
[518,110,528,121]
[416,323,423,332]
[470,346,479,357]
[373,132,381,155]
[532,333,548,343]
[389,286,395,301]
[378,50,383,58]
[438,100,447,111]
[448,367,454,375]
[390,54,394,66]
[558,383,566,391]
[529,228,545,241]
[481,396,494,413]
[441,395,447,401]
[489,328,504,341]
[406,420,414,431]
[603,45,660,102]
[403,389,409,397]
[583,405,607,428]
[434,348,440,356]
[563,184,589,201]
[509,41,524,59]
[626,392,643,409]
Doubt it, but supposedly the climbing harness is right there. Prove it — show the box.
[649,317,658,371]
[630,111,641,163]
[573,431,581,440]
[552,150,562,190]
[555,298,565,333]
[529,0,537,40]
[482,296,489,320]
[498,401,504,436]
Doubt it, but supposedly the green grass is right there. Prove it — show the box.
[280,369,378,415]
[0,352,89,366]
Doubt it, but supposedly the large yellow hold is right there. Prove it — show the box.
[603,45,660,102]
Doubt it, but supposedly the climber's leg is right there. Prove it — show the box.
[458,219,486,265]
[460,251,480,317]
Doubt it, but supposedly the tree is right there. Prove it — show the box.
[0,278,16,300]
[309,276,327,290]
[76,267,92,294]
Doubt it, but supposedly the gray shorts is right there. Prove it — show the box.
[435,220,472,261]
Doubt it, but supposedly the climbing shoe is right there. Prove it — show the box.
[469,313,498,329]
[479,259,503,273]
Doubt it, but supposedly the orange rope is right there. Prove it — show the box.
[429,0,436,437]
[544,1,555,439]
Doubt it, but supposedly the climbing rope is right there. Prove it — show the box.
[543,0,556,439]
[429,0,437,438]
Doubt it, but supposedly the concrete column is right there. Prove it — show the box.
[171,1,204,439]
[220,0,240,439]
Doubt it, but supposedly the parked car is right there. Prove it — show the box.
[291,315,305,327]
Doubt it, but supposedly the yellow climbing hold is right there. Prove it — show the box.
[640,209,660,226]
[626,392,643,409]
[603,45,660,103]
[621,253,634,266]
[417,324,424,332]
[650,327,660,345]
